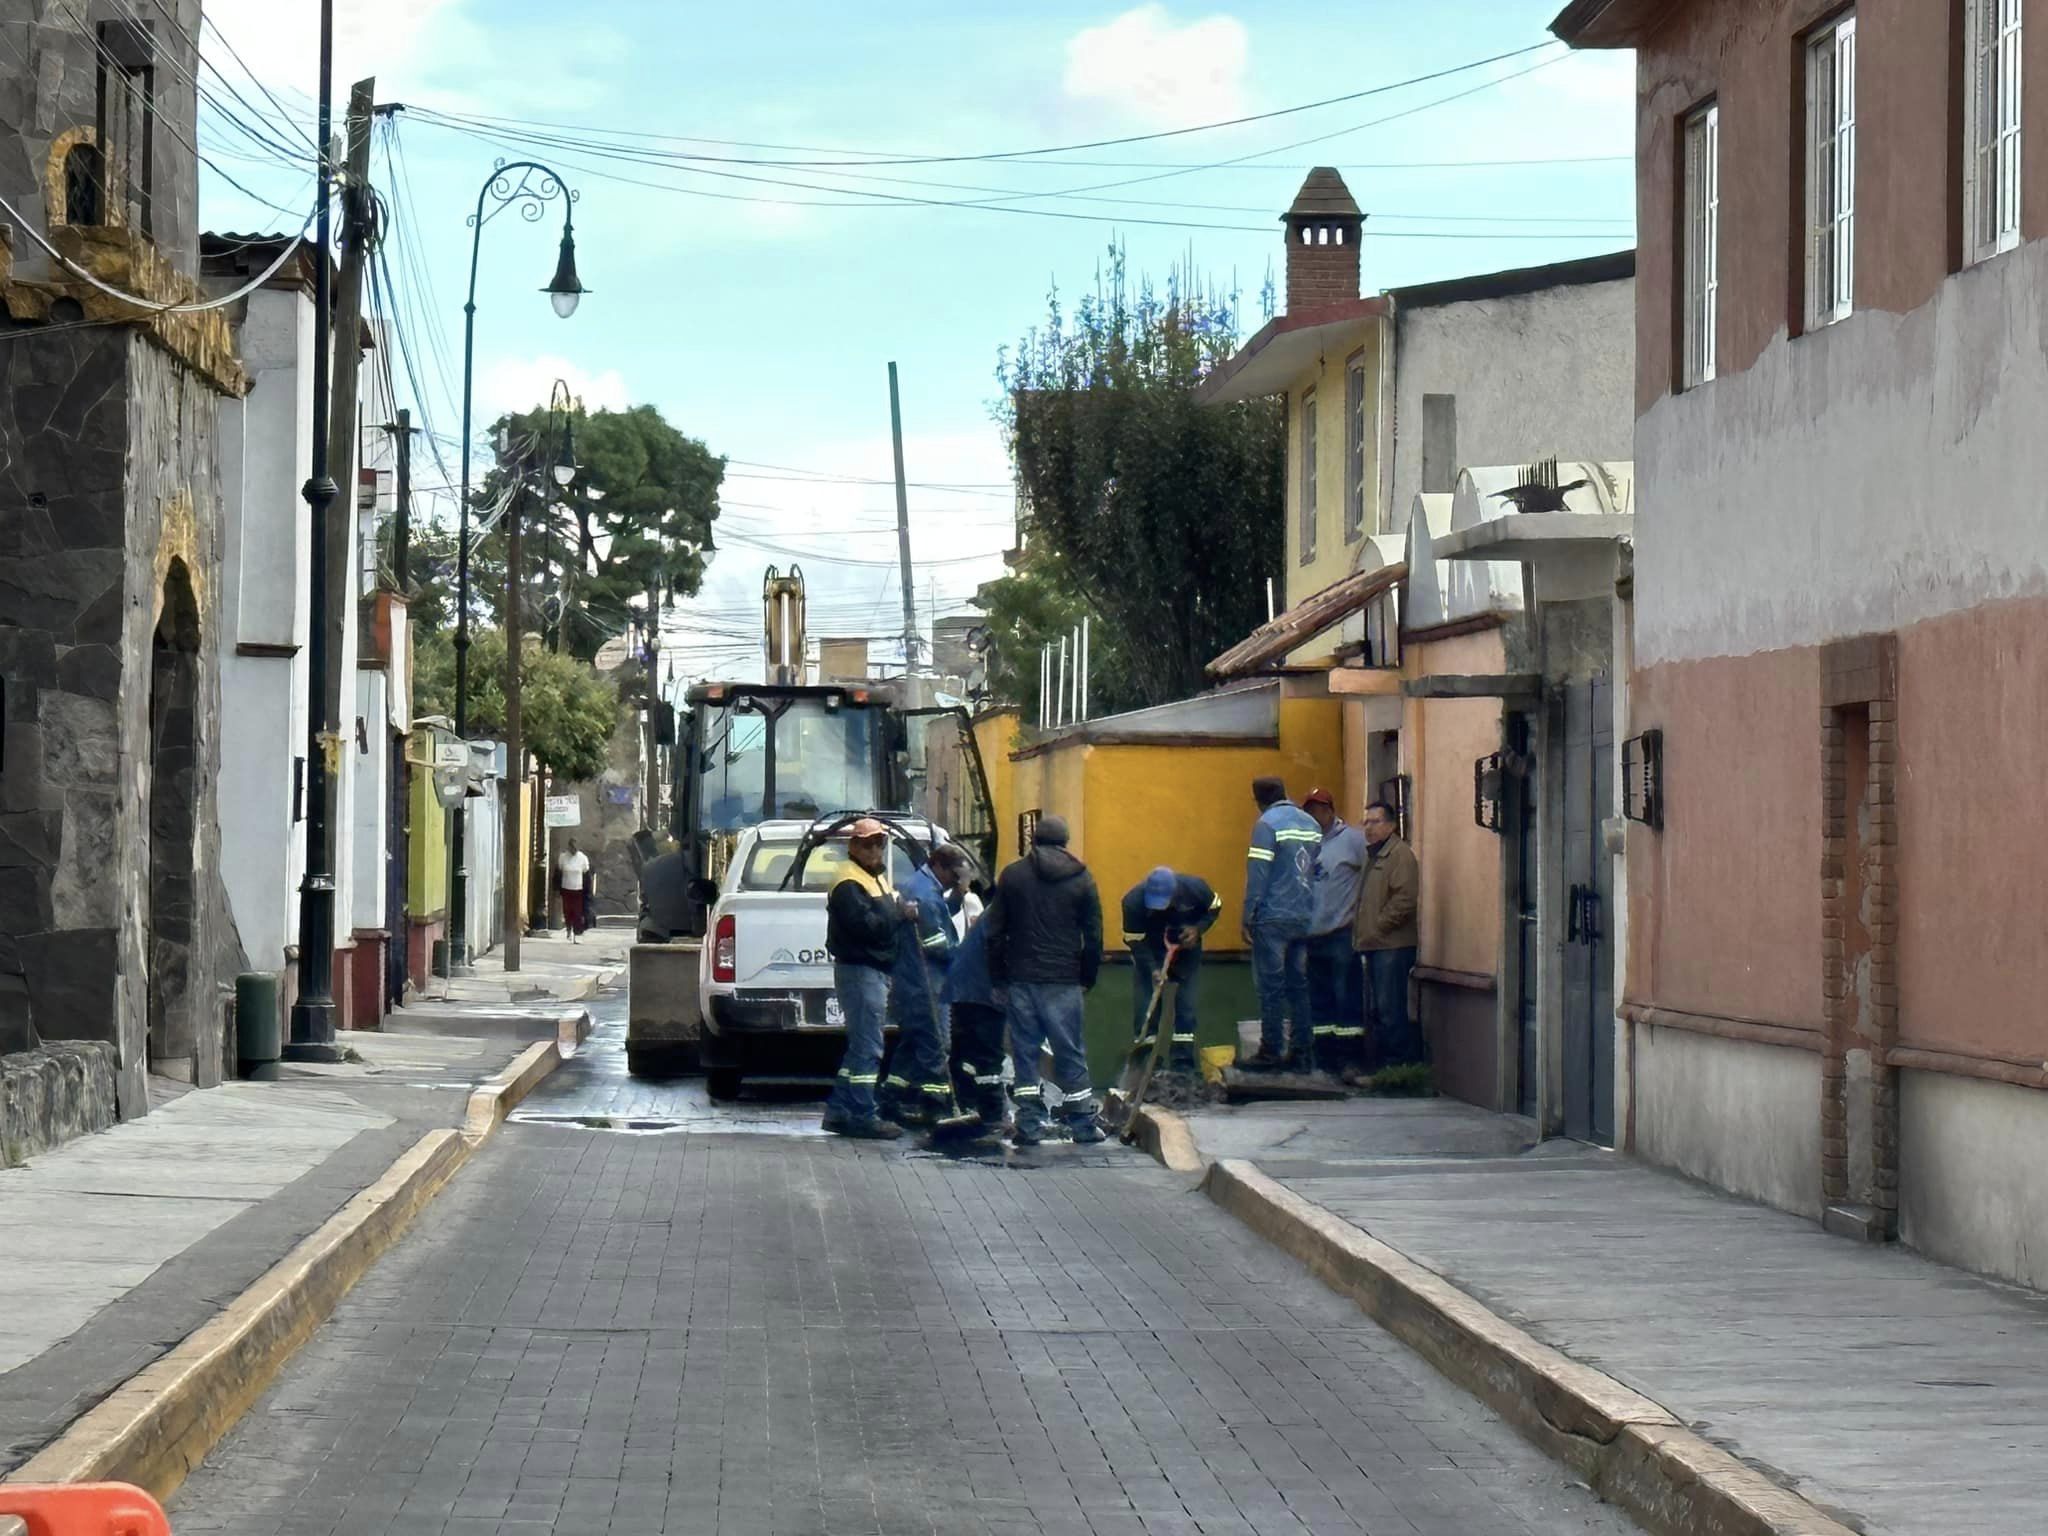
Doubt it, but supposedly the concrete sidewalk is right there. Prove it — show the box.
[407,930,628,1010]
[1182,1097,2048,1536]
[0,1023,536,1476]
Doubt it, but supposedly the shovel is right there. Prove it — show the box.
[1105,942,1180,1141]
[914,939,991,1145]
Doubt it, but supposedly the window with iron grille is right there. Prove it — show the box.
[1299,390,1318,565]
[1344,355,1366,543]
[1804,13,1856,331]
[1622,729,1664,832]
[1681,101,1719,388]
[1965,0,2022,266]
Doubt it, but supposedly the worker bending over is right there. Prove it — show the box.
[1120,866,1221,1075]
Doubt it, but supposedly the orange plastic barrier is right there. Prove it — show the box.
[0,1485,172,1536]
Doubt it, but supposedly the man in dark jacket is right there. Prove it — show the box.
[1120,866,1222,1074]
[984,816,1104,1145]
[822,819,902,1140]
[880,843,966,1126]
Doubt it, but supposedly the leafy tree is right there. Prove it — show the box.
[481,402,724,662]
[412,626,620,782]
[993,247,1282,713]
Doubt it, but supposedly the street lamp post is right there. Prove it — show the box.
[286,0,344,1060]
[444,161,586,975]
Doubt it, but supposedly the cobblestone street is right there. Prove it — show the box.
[166,1024,1638,1536]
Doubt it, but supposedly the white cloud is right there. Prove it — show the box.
[478,355,632,419]
[1063,5,1250,129]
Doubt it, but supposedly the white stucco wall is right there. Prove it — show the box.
[1633,1025,1823,1219]
[351,669,389,933]
[217,286,312,975]
[1899,1070,2048,1290]
[1635,244,2048,669]
[1388,276,1636,536]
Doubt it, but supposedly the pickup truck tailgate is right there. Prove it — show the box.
[718,891,838,992]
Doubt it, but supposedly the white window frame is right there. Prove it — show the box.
[1299,390,1318,565]
[1343,354,1366,543]
[1681,101,1720,387]
[1965,0,2023,265]
[1805,12,1857,331]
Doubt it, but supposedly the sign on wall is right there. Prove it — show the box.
[544,795,582,828]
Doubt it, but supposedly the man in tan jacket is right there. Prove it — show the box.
[1351,800,1421,1070]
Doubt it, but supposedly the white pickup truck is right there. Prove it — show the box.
[694,816,954,1100]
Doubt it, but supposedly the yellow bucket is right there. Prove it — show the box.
[1198,1044,1235,1084]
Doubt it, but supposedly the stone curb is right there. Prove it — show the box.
[558,1008,591,1051]
[461,1040,563,1144]
[1202,1160,1858,1536]
[4,1044,565,1503]
[1129,1105,1204,1172]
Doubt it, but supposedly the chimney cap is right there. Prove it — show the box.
[1284,167,1362,223]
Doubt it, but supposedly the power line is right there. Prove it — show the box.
[394,41,1559,169]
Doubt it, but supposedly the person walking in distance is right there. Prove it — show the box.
[1353,800,1422,1068]
[879,843,966,1127]
[1240,777,1320,1072]
[557,839,592,941]
[1120,866,1222,1075]
[821,819,903,1140]
[1302,788,1370,1081]
[983,816,1105,1145]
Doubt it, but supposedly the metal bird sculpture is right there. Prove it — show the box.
[1491,456,1590,514]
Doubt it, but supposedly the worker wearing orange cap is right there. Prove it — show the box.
[822,818,902,1139]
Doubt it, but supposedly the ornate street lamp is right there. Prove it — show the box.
[445,161,587,975]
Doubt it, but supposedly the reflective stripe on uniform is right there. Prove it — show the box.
[1332,1026,1366,1038]
[920,931,949,950]
[1171,1032,1196,1043]
[885,1074,911,1090]
[838,1071,879,1085]
[1312,1024,1338,1036]
[1209,893,1224,910]
[1013,1084,1042,1098]
[1246,847,1274,862]
[1121,931,1146,944]
[921,1083,954,1097]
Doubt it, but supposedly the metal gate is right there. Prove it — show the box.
[385,734,409,1008]
[1508,712,1538,1118]
[1561,678,1614,1145]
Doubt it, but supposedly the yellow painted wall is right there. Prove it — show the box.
[517,780,534,919]
[972,708,1022,867]
[407,767,447,919]
[1283,314,1388,652]
[1003,693,1343,955]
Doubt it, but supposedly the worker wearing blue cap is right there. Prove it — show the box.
[1119,866,1223,1073]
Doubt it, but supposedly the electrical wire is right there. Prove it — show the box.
[396,41,1560,170]
[0,188,314,312]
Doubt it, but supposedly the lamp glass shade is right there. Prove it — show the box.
[544,228,586,319]
[552,422,578,488]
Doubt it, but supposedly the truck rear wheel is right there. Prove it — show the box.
[705,1069,743,1102]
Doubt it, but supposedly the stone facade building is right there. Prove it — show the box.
[0,0,246,1117]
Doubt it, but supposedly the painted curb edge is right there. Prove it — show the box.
[1129,1105,1204,1172]
[6,1042,566,1503]
[1202,1159,1859,1536]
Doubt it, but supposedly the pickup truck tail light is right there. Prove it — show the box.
[712,914,736,983]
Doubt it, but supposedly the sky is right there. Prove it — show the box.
[191,0,1634,685]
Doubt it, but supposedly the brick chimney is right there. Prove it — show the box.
[1283,167,1363,313]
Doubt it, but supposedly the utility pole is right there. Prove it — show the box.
[888,361,918,674]
[285,3,344,1063]
[322,78,376,735]
[501,459,526,972]
[385,408,414,592]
